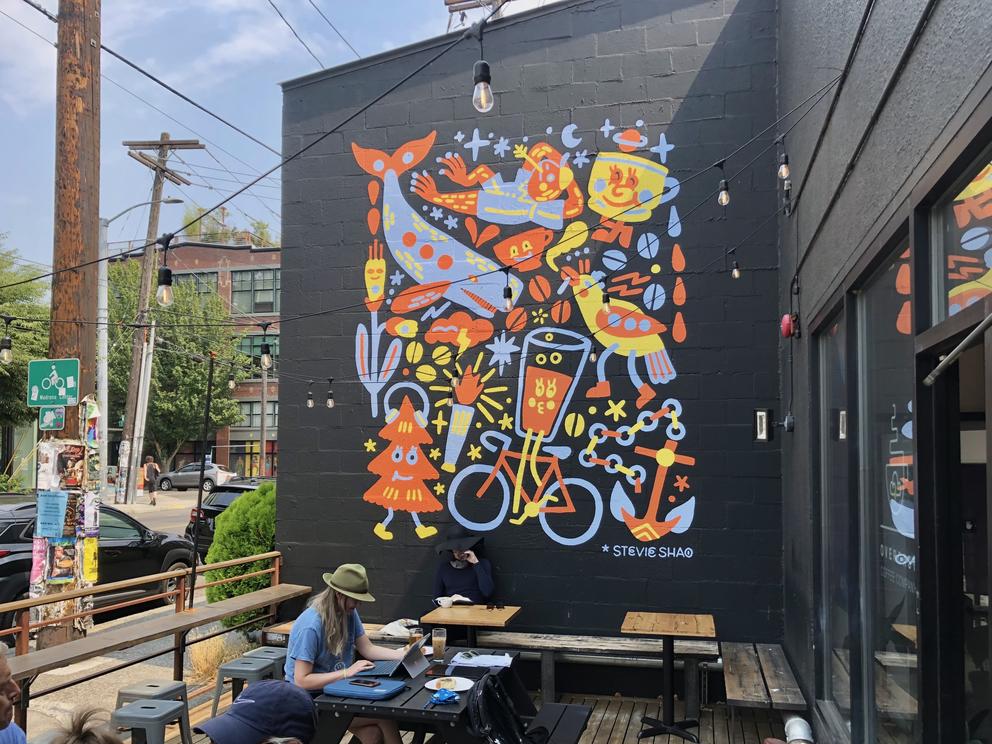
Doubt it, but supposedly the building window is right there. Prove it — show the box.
[236,401,278,429]
[931,146,992,323]
[238,335,279,374]
[174,272,218,296]
[229,440,278,478]
[857,244,919,742]
[817,310,855,734]
[232,269,280,314]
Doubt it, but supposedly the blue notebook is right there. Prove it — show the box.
[323,677,406,700]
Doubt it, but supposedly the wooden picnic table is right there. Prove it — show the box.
[891,623,918,646]
[420,604,521,647]
[621,612,716,743]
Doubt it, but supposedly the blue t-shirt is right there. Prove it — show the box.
[0,722,26,744]
[284,607,365,684]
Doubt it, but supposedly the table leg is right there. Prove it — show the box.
[638,636,698,743]
[466,626,477,647]
[683,658,700,719]
[313,709,355,744]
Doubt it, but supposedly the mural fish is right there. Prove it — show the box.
[352,131,523,319]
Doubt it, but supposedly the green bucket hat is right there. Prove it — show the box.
[322,564,376,603]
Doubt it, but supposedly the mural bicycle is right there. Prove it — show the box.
[352,119,698,549]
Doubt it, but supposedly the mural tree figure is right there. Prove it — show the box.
[364,395,441,541]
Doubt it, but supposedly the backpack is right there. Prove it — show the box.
[466,673,549,744]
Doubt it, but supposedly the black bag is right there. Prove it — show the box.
[466,673,549,744]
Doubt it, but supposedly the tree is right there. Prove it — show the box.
[180,206,234,244]
[248,219,277,247]
[107,259,246,467]
[0,238,50,429]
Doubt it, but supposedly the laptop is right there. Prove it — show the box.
[356,634,430,678]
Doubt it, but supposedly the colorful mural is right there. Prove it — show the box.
[351,121,697,549]
[942,160,992,316]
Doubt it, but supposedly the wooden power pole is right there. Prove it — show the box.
[39,0,101,651]
[116,135,201,502]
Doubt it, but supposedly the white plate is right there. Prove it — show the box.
[424,676,474,692]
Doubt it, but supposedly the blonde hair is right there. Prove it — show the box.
[47,709,124,744]
[308,587,350,657]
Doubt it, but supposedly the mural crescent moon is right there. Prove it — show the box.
[561,123,583,149]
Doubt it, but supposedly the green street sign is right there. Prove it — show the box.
[27,358,80,407]
[39,406,66,431]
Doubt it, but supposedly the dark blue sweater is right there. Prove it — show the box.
[433,559,495,604]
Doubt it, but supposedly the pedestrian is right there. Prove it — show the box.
[284,564,406,744]
[433,526,496,604]
[0,648,26,743]
[194,680,315,744]
[143,455,160,506]
[42,708,123,744]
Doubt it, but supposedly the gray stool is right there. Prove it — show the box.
[115,679,189,710]
[211,656,276,716]
[244,645,289,667]
[111,699,193,744]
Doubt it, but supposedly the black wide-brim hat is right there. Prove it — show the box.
[435,525,483,555]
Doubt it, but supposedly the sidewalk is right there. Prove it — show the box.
[113,489,196,514]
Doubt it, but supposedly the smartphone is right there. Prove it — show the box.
[349,679,381,688]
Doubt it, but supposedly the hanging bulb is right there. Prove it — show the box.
[472,60,494,113]
[731,261,742,280]
[602,290,611,307]
[227,373,236,390]
[778,153,790,180]
[156,267,174,307]
[589,349,597,363]
[260,342,273,371]
[0,336,11,365]
[306,391,315,408]
[717,179,730,207]
[503,285,513,312]
[326,378,335,409]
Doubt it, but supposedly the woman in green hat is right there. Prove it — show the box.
[284,564,404,744]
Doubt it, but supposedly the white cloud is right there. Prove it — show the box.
[0,4,57,116]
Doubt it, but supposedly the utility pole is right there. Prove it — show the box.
[117,134,202,503]
[40,0,101,653]
[260,366,268,477]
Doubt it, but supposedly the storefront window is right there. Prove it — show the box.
[858,245,919,742]
[818,312,854,733]
[932,148,992,323]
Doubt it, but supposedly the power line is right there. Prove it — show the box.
[306,0,361,59]
[266,0,324,68]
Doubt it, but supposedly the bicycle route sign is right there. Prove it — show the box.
[27,358,80,407]
[39,406,65,431]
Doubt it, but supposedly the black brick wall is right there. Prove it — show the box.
[279,0,782,641]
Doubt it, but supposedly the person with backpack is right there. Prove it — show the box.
[284,564,405,744]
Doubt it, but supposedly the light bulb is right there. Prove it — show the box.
[0,337,11,365]
[731,261,741,280]
[306,392,315,408]
[472,61,494,113]
[227,374,236,390]
[450,373,459,388]
[156,267,174,307]
[778,153,790,180]
[602,290,611,307]
[503,285,513,312]
[260,342,273,371]
[589,350,597,363]
[326,379,335,409]
[717,179,730,207]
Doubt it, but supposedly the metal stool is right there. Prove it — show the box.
[111,699,193,744]
[115,679,189,710]
[211,656,276,716]
[244,645,289,668]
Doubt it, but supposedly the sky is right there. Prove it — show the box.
[0,0,556,271]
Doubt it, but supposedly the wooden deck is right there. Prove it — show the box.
[177,694,786,744]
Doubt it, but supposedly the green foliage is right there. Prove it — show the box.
[204,482,276,627]
[107,259,247,467]
[0,239,50,427]
[0,474,28,494]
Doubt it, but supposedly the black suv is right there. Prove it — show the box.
[0,502,195,640]
[184,478,272,560]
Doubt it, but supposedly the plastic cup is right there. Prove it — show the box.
[432,627,447,660]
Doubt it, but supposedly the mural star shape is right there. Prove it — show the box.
[467,444,483,461]
[363,439,377,453]
[433,482,446,495]
[675,475,690,492]
[431,410,448,434]
[498,412,513,431]
[605,399,627,422]
[429,447,441,460]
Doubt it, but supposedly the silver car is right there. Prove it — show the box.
[156,462,235,493]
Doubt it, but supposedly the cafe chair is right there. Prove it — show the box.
[111,698,194,744]
[210,655,277,716]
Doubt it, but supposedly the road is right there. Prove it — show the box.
[115,490,200,535]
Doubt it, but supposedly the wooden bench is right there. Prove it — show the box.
[721,642,807,730]
[528,702,592,744]
[832,648,917,719]
[261,620,400,646]
[477,631,720,708]
[10,583,311,733]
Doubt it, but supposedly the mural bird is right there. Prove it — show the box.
[352,131,522,319]
[563,260,675,409]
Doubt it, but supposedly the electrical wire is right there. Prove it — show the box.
[306,0,361,59]
[266,0,324,68]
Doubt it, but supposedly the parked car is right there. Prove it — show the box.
[0,502,196,642]
[155,462,236,493]
[184,478,272,560]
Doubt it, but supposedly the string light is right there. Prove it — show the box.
[778,153,791,180]
[471,22,493,114]
[589,350,597,363]
[0,316,12,365]
[306,381,315,408]
[731,261,742,280]
[503,268,513,312]
[717,179,730,207]
[260,342,273,371]
[602,289,611,307]
[227,373,236,390]
[326,377,335,409]
[156,234,175,307]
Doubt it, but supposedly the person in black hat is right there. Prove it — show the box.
[433,526,495,604]
[194,679,316,744]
